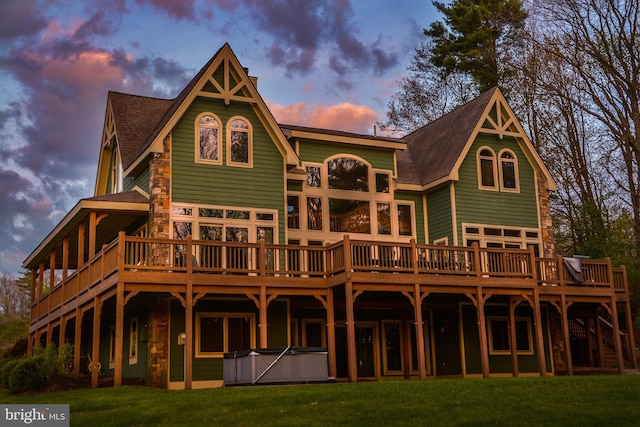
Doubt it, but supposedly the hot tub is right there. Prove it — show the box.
[223,347,328,386]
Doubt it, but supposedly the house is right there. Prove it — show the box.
[22,44,636,389]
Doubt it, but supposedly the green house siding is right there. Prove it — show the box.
[395,191,425,243]
[461,304,553,375]
[455,134,539,244]
[298,140,396,173]
[172,98,286,243]
[99,310,148,380]
[426,185,453,244]
[124,167,150,193]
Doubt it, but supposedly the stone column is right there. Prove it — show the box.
[537,172,555,257]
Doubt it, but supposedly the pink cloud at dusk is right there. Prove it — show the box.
[267,101,379,134]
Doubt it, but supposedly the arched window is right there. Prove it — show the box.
[499,150,518,191]
[227,117,252,166]
[327,157,369,191]
[196,114,221,163]
[478,148,497,189]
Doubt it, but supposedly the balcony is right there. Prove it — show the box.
[30,233,629,327]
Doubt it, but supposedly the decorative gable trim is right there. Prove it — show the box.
[125,44,299,176]
[95,97,118,196]
[448,89,557,191]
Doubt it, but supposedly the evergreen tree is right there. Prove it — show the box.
[425,0,528,91]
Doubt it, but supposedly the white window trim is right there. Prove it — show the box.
[195,112,223,165]
[195,312,256,358]
[226,116,253,168]
[498,148,520,193]
[477,146,498,191]
[462,222,541,250]
[129,317,139,365]
[433,237,448,246]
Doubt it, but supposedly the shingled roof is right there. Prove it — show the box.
[84,190,149,204]
[110,92,172,171]
[397,88,498,186]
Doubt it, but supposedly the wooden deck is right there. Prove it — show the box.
[30,232,629,329]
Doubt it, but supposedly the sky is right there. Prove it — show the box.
[0,0,438,275]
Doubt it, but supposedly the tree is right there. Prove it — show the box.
[386,43,477,132]
[425,0,528,91]
[1,271,31,354]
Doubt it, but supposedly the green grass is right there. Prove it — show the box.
[2,376,639,426]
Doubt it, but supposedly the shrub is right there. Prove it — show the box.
[7,344,74,394]
[0,358,20,389]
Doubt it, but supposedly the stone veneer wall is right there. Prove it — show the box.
[547,309,567,374]
[146,297,170,388]
[146,134,171,388]
[537,172,555,257]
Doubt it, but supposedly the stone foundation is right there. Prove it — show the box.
[146,296,170,388]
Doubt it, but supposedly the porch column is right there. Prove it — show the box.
[560,295,573,375]
[532,288,547,376]
[345,280,357,382]
[59,315,67,353]
[114,281,124,387]
[88,212,97,258]
[610,298,625,374]
[326,288,337,379]
[476,289,490,378]
[77,222,85,266]
[260,285,268,348]
[595,308,605,367]
[91,297,102,388]
[624,298,637,369]
[343,235,357,382]
[49,250,56,290]
[508,297,519,377]
[413,284,426,379]
[62,237,70,280]
[74,307,82,380]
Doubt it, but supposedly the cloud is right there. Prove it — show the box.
[267,100,379,134]
[0,0,47,40]
[135,0,197,21]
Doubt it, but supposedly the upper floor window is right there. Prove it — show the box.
[196,113,221,164]
[499,150,519,191]
[327,157,369,191]
[227,117,252,166]
[478,147,497,189]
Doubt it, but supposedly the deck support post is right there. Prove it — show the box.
[74,307,82,380]
[624,298,637,370]
[326,288,337,379]
[59,315,67,355]
[476,289,490,378]
[595,307,605,367]
[185,236,194,390]
[560,295,573,375]
[114,281,124,387]
[343,235,358,382]
[508,297,519,377]
[413,284,427,379]
[91,296,102,388]
[260,285,268,348]
[532,288,547,376]
[610,297,625,374]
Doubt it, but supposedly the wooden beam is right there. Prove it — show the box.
[184,282,193,390]
[114,281,124,387]
[77,222,85,267]
[74,307,82,380]
[475,286,490,378]
[624,298,638,369]
[326,289,337,379]
[413,283,427,379]
[62,237,70,280]
[259,286,268,348]
[508,297,519,377]
[91,296,102,388]
[610,298,625,374]
[595,307,605,367]
[560,294,573,375]
[532,288,547,376]
[345,280,357,383]
[89,212,97,258]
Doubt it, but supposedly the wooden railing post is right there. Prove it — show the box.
[186,235,193,275]
[472,242,482,278]
[117,231,126,272]
[343,235,352,275]
[259,239,266,276]
[411,239,419,275]
[605,257,614,290]
[557,255,565,286]
[529,245,538,283]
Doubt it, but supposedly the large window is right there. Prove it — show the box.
[289,156,413,239]
[196,313,255,357]
[477,146,520,192]
[196,113,221,163]
[227,117,252,166]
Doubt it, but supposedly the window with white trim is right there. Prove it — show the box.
[499,149,519,191]
[227,117,252,166]
[290,155,413,239]
[478,147,497,189]
[196,113,221,164]
[129,318,138,365]
[463,223,540,252]
[196,313,255,357]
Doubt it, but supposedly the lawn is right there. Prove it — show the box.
[2,376,639,426]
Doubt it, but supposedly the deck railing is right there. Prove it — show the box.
[31,234,628,323]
